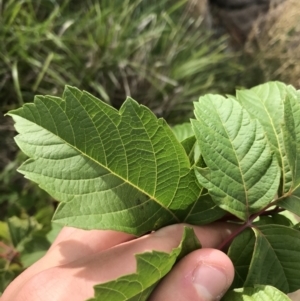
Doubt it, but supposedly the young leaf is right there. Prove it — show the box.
[172,123,202,166]
[236,81,292,194]
[7,86,201,235]
[180,136,196,162]
[229,225,300,294]
[223,285,291,301]
[171,123,194,142]
[87,227,200,301]
[192,95,281,221]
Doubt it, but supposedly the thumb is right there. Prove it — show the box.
[149,248,234,301]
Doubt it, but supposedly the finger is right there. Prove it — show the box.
[48,227,135,261]
[149,248,234,301]
[154,222,237,249]
[1,227,135,301]
[31,227,135,278]
[49,226,136,251]
[48,221,236,266]
[74,222,237,282]
[13,223,237,301]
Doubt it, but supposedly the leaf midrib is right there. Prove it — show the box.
[18,114,181,223]
[79,92,184,215]
[212,101,249,218]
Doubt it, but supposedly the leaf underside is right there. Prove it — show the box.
[236,82,300,217]
[8,86,202,235]
[236,82,292,194]
[280,87,300,215]
[192,94,280,221]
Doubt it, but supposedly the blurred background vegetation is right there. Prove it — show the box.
[1,0,299,293]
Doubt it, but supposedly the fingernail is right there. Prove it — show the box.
[192,262,229,301]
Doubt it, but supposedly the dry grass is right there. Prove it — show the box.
[246,0,300,88]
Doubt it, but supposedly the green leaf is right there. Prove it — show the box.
[224,83,300,218]
[248,225,300,293]
[46,223,63,244]
[282,86,300,189]
[294,222,300,231]
[172,123,194,142]
[236,81,291,194]
[19,234,50,268]
[8,86,201,235]
[254,213,293,227]
[280,87,300,215]
[87,227,200,301]
[0,221,10,243]
[0,269,16,295]
[179,136,202,167]
[171,123,202,167]
[280,210,300,225]
[229,225,300,294]
[192,94,280,221]
[223,285,291,301]
[278,189,300,216]
[3,217,50,268]
[183,188,226,225]
[7,216,38,247]
[227,228,256,289]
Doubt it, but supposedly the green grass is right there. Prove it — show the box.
[0,0,242,121]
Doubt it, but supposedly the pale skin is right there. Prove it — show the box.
[1,223,236,301]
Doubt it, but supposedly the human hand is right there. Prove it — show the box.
[1,223,235,301]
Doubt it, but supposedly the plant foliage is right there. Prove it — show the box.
[7,81,300,300]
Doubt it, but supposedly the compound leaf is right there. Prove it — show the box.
[223,285,291,301]
[87,227,200,301]
[8,86,201,235]
[192,95,280,221]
